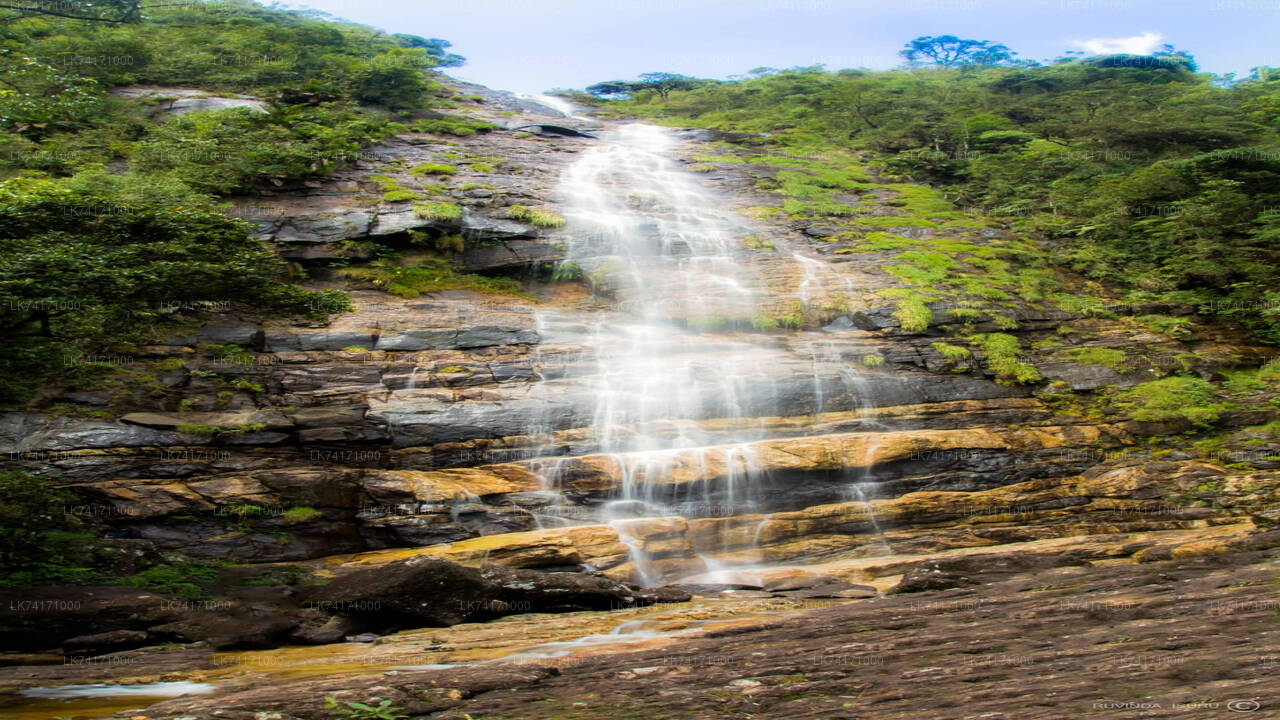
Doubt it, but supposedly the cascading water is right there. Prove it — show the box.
[526,123,887,582]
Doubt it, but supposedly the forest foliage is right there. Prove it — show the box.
[0,0,462,402]
[583,52,1280,342]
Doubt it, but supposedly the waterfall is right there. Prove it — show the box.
[526,123,883,583]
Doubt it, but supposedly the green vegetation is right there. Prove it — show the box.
[584,49,1280,344]
[507,204,567,228]
[122,562,222,600]
[281,507,323,524]
[1112,376,1234,427]
[336,257,528,299]
[931,341,972,370]
[413,201,463,221]
[175,423,267,439]
[0,172,344,403]
[971,333,1042,384]
[1058,347,1131,372]
[324,697,408,720]
[410,163,457,176]
[0,471,73,570]
[0,1,476,403]
[892,295,933,333]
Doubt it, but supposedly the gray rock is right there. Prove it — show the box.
[262,331,377,352]
[273,211,373,244]
[62,629,151,656]
[167,96,267,115]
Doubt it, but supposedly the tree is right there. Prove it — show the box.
[586,79,638,99]
[0,171,339,369]
[393,34,465,67]
[586,73,707,101]
[637,72,703,100]
[899,35,1015,68]
[0,0,165,23]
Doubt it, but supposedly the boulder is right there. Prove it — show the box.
[0,587,174,651]
[61,629,151,656]
[307,555,499,627]
[482,565,638,613]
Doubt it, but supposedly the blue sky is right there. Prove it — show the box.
[290,0,1279,93]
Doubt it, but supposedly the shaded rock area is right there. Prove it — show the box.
[0,556,690,655]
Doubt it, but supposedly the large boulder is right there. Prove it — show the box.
[306,555,500,628]
[481,565,638,613]
[0,586,176,651]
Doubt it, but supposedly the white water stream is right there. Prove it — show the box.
[522,124,888,583]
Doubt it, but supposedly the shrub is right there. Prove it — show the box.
[0,472,74,570]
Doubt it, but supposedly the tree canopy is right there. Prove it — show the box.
[899,35,1017,67]
[581,47,1280,342]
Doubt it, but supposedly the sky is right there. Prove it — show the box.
[287,0,1280,94]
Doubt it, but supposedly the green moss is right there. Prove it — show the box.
[861,354,885,367]
[1112,376,1233,427]
[281,507,322,524]
[1059,347,1130,372]
[932,341,972,362]
[893,296,933,333]
[409,163,457,176]
[175,423,267,438]
[412,202,463,221]
[1136,314,1192,339]
[336,257,529,299]
[229,378,265,393]
[381,189,417,203]
[972,333,1042,384]
[507,205,567,228]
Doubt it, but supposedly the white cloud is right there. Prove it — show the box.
[1073,31,1164,56]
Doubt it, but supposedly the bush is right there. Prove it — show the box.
[0,472,74,570]
[0,172,341,403]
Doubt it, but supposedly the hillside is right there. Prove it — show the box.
[1,4,1279,720]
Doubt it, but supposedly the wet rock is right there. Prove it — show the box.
[147,606,301,650]
[61,629,151,656]
[481,565,638,613]
[850,308,899,330]
[632,585,693,605]
[290,614,358,645]
[307,555,497,628]
[0,587,174,651]
[889,567,973,594]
